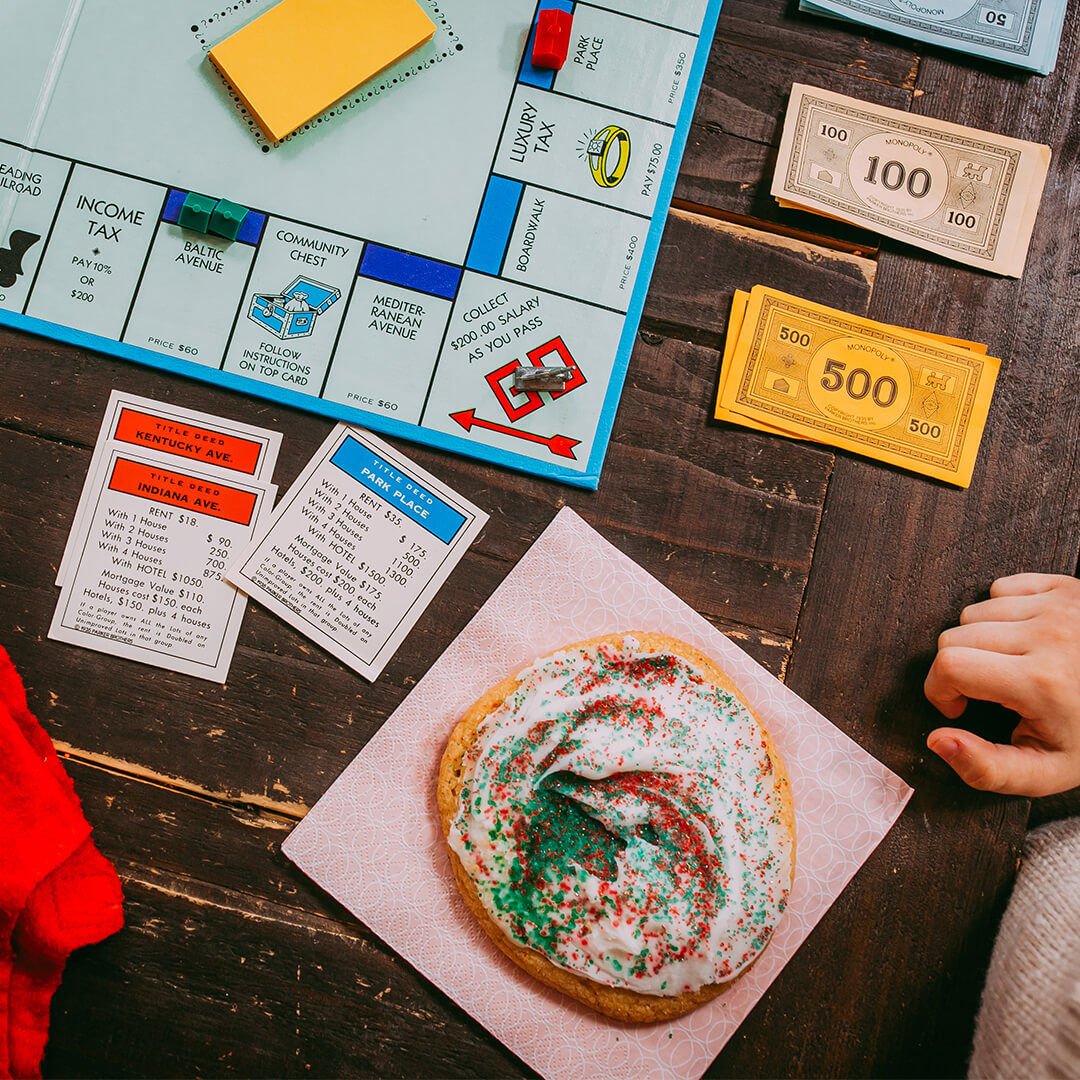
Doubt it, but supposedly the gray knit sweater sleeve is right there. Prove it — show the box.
[969,816,1080,1080]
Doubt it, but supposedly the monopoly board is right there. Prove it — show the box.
[0,0,721,488]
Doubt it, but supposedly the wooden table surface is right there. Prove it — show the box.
[3,3,1080,1077]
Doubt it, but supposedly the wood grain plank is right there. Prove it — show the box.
[613,331,834,504]
[46,874,530,1079]
[45,757,527,1078]
[645,210,876,339]
[715,0,920,85]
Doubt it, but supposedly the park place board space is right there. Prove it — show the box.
[0,0,721,488]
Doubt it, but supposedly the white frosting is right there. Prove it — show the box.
[448,636,794,996]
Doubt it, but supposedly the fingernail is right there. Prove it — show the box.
[931,737,960,763]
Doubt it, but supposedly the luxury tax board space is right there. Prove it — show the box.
[0,0,713,482]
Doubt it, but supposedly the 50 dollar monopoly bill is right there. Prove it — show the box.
[772,84,1051,277]
[715,287,1000,486]
[798,0,1067,75]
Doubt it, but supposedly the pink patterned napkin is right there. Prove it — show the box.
[283,507,912,1080]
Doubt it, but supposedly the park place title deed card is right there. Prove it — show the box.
[226,424,488,680]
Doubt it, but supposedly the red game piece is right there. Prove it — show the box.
[532,9,572,70]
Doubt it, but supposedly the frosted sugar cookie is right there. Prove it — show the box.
[438,632,795,1022]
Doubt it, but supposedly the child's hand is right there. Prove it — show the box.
[924,573,1080,796]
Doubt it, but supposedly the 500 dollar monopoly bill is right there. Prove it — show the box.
[715,287,1000,486]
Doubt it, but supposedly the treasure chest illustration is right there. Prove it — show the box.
[247,275,341,340]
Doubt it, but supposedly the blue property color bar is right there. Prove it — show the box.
[358,245,461,300]
[465,175,524,275]
[330,437,466,544]
[161,188,266,245]
[235,211,266,245]
[519,0,575,89]
[162,188,187,222]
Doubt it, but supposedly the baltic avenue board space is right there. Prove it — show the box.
[0,0,721,488]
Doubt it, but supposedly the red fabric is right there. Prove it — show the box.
[0,648,123,1079]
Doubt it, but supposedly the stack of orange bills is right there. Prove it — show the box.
[714,286,1000,487]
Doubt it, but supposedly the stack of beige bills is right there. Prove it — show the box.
[772,84,1051,278]
[715,287,1000,487]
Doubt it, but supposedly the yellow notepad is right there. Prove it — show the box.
[209,0,436,142]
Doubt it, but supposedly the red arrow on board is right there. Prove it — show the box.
[450,409,581,460]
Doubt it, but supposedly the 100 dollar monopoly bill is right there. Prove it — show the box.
[716,287,1000,486]
[772,84,1051,277]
